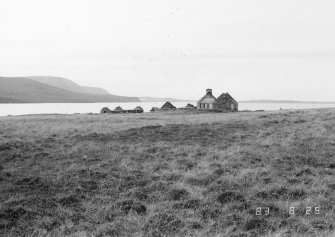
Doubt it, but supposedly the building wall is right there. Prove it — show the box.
[197,102,214,110]
[213,98,238,111]
[197,93,216,110]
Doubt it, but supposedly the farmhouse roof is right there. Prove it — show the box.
[161,101,176,110]
[215,93,237,103]
[198,90,216,103]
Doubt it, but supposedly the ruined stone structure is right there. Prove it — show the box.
[213,93,238,111]
[100,106,143,114]
[100,107,111,114]
[134,106,144,113]
[197,89,238,112]
[197,89,216,110]
[114,106,123,112]
[179,103,196,110]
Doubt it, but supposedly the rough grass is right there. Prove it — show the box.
[0,108,335,236]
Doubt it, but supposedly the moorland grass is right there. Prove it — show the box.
[0,108,335,236]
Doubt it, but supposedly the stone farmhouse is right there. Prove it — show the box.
[197,89,238,112]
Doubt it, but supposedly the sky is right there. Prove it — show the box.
[1,0,335,101]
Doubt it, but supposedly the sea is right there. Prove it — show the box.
[0,102,334,117]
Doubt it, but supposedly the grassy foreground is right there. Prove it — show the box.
[0,109,335,237]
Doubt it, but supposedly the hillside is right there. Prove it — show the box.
[28,76,110,95]
[0,76,187,103]
[0,96,24,103]
[0,77,139,103]
[0,109,334,236]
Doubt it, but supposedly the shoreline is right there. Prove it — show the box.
[1,106,335,118]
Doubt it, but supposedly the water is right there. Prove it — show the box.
[0,102,334,116]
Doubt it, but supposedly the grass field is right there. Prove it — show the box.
[0,108,335,237]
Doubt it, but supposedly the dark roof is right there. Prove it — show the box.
[134,106,143,111]
[100,107,111,113]
[161,101,176,110]
[198,92,216,103]
[215,93,237,104]
[114,106,123,111]
[150,107,160,111]
[185,103,195,108]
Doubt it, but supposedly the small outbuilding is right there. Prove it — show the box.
[114,106,123,112]
[134,106,144,113]
[185,103,195,109]
[179,103,196,110]
[161,101,177,110]
[100,107,111,114]
[150,107,160,112]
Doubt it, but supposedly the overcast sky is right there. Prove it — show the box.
[1,0,335,101]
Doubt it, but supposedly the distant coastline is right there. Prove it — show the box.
[0,76,187,103]
[240,99,335,104]
[1,76,334,104]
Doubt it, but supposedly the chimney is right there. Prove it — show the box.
[206,89,212,95]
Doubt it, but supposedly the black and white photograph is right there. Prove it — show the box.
[1,0,335,236]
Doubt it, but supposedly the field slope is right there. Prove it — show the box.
[27,76,111,95]
[0,109,335,236]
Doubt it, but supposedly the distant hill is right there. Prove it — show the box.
[28,76,110,95]
[240,99,335,104]
[0,77,139,103]
[0,96,24,103]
